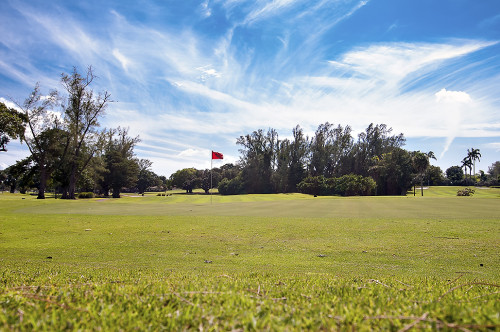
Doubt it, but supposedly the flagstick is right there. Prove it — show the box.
[210,152,213,205]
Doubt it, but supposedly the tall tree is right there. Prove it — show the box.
[467,148,481,177]
[461,156,472,181]
[170,168,198,193]
[446,166,464,185]
[488,161,500,183]
[0,102,28,152]
[369,147,413,195]
[308,123,352,178]
[61,66,110,199]
[101,127,140,198]
[136,159,161,194]
[411,151,436,196]
[237,128,279,194]
[14,84,59,199]
[2,158,35,193]
[352,123,405,176]
[287,125,308,191]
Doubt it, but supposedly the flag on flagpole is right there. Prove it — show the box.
[212,151,223,160]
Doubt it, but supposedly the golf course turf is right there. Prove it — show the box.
[1,187,499,330]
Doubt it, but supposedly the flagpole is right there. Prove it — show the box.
[210,151,213,205]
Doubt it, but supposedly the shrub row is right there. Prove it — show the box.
[297,174,376,196]
[78,192,95,199]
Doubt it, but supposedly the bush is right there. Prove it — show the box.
[297,176,328,196]
[78,192,95,199]
[457,188,475,196]
[218,177,245,195]
[338,174,376,196]
[298,174,376,196]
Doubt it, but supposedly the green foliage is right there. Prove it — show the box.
[170,168,199,193]
[446,165,464,185]
[61,67,110,199]
[369,148,413,195]
[0,101,27,152]
[100,127,140,198]
[77,192,95,198]
[234,123,407,195]
[136,159,161,194]
[297,175,327,196]
[218,176,245,195]
[297,174,376,196]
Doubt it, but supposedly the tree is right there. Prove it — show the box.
[136,159,161,194]
[446,166,464,185]
[61,66,110,199]
[287,125,308,192]
[369,147,413,195]
[170,168,198,193]
[101,127,140,198]
[461,156,473,181]
[488,161,500,184]
[351,123,406,176]
[2,158,35,193]
[0,102,27,152]
[467,148,481,177]
[308,123,352,178]
[425,165,445,186]
[237,128,279,194]
[14,84,59,199]
[411,151,436,196]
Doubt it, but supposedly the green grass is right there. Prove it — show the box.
[0,190,499,330]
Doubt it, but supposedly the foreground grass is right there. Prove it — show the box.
[2,266,498,331]
[0,191,499,330]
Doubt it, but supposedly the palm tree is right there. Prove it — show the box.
[467,148,481,177]
[461,156,472,181]
[412,151,435,196]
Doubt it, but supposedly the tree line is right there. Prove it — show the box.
[171,124,499,196]
[221,124,436,195]
[0,67,166,198]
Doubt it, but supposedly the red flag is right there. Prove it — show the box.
[212,151,223,160]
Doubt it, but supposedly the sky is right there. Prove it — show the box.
[1,0,499,177]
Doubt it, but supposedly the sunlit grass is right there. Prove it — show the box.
[0,190,498,330]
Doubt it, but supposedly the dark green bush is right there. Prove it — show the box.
[218,177,245,195]
[78,192,95,199]
[298,174,376,196]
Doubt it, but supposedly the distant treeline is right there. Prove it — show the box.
[171,123,500,196]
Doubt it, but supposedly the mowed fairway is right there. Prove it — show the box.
[1,188,499,330]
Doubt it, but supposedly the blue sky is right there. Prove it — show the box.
[1,0,499,176]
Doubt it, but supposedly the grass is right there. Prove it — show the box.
[0,189,499,330]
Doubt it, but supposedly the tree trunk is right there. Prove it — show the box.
[112,187,120,198]
[421,178,424,196]
[67,162,77,199]
[37,167,47,199]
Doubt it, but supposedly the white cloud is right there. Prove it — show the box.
[200,0,212,17]
[0,97,18,110]
[435,88,472,104]
[112,49,132,72]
